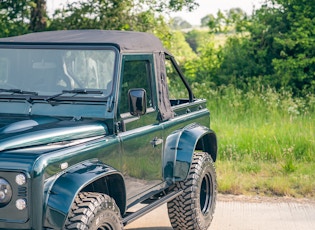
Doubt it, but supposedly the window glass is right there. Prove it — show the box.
[120,60,152,114]
[165,58,189,99]
[0,48,116,96]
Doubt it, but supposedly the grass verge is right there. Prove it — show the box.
[192,82,315,198]
[217,161,315,198]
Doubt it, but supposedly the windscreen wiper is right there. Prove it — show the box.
[0,88,38,103]
[0,88,38,95]
[45,89,104,104]
[63,89,104,94]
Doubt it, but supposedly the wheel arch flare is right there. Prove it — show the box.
[43,160,126,229]
[163,123,217,183]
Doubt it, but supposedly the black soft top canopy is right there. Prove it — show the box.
[0,30,170,54]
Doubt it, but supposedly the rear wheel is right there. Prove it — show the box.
[167,152,217,230]
[65,192,123,230]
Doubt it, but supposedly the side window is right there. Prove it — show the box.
[165,57,190,102]
[119,59,153,114]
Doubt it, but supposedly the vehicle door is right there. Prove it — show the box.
[117,54,164,204]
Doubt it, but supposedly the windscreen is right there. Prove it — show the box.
[0,47,116,96]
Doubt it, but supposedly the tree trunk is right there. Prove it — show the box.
[29,0,47,32]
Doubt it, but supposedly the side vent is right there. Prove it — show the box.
[18,186,27,197]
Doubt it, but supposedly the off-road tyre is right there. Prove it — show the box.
[64,192,123,230]
[167,152,217,230]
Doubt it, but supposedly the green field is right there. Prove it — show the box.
[192,82,315,198]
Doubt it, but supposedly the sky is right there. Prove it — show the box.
[171,0,263,25]
[47,0,263,26]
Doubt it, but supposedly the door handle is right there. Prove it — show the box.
[150,137,163,147]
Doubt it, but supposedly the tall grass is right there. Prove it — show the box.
[192,82,315,197]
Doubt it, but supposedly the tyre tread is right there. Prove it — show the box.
[64,192,122,230]
[167,152,217,230]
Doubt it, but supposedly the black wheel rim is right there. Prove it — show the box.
[200,172,213,215]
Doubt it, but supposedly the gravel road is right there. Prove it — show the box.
[125,194,315,230]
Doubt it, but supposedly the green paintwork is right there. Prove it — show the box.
[163,122,217,181]
[44,160,125,229]
[0,31,217,229]
[0,119,108,152]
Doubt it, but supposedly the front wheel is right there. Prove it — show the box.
[64,192,123,230]
[167,152,217,230]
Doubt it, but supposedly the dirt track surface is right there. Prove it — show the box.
[125,194,315,230]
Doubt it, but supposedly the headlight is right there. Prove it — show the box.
[16,199,27,210]
[0,177,12,207]
[16,173,27,186]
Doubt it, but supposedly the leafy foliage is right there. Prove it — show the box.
[184,30,210,53]
[140,0,198,12]
[213,0,315,93]
[205,8,248,34]
[270,0,315,92]
[168,31,197,64]
[0,0,30,37]
[182,36,221,84]
[0,0,197,36]
[170,17,192,30]
[49,0,134,31]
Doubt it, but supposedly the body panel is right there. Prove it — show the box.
[0,30,217,229]
[0,115,108,152]
[44,160,124,229]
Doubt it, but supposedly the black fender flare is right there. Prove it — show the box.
[43,160,126,229]
[163,123,217,182]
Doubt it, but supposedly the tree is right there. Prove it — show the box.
[0,0,48,36]
[201,14,213,28]
[49,0,198,30]
[207,10,227,34]
[29,0,47,32]
[168,31,197,65]
[216,36,269,86]
[208,1,315,93]
[270,0,315,92]
[241,0,315,92]
[0,0,199,38]
[226,8,248,33]
[140,0,198,12]
[49,0,134,30]
[0,0,30,37]
[182,36,220,84]
[170,17,192,30]
[184,30,210,53]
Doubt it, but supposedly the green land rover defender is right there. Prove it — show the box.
[0,30,217,230]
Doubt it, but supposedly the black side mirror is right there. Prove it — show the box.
[128,88,147,116]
